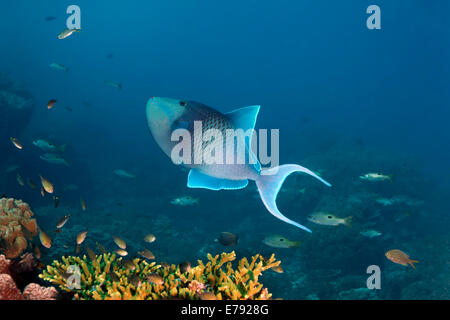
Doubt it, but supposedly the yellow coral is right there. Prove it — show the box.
[39,251,280,300]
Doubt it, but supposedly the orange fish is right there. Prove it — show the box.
[385,249,419,269]
[76,230,88,245]
[10,137,23,149]
[39,175,54,193]
[47,99,57,109]
[39,229,52,249]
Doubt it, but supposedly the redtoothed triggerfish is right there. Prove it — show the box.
[145,97,331,232]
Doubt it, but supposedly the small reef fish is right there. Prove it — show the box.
[56,214,71,229]
[86,246,97,262]
[199,292,217,300]
[53,195,59,208]
[359,229,382,238]
[76,230,88,245]
[271,265,284,273]
[40,153,70,166]
[121,260,136,271]
[215,232,238,246]
[47,99,57,109]
[16,174,25,186]
[40,187,46,197]
[279,187,307,196]
[57,28,81,39]
[113,169,135,178]
[80,198,87,211]
[360,173,392,182]
[39,229,52,248]
[262,235,301,249]
[146,97,331,232]
[104,81,122,89]
[49,62,69,72]
[170,196,199,206]
[128,274,141,287]
[108,270,120,282]
[10,137,23,149]
[376,195,424,207]
[32,244,41,259]
[138,248,155,260]
[5,165,20,173]
[27,178,36,189]
[96,242,107,254]
[33,139,66,153]
[112,236,127,249]
[144,233,156,243]
[385,249,419,269]
[179,261,191,273]
[115,249,128,257]
[39,175,54,194]
[147,273,164,285]
[307,212,352,227]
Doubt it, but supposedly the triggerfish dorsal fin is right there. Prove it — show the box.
[188,168,248,190]
[225,105,261,172]
[255,164,332,232]
[225,105,260,132]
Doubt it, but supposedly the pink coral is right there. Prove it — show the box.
[0,253,57,300]
[188,280,206,293]
[23,283,57,300]
[0,273,23,300]
[0,254,11,274]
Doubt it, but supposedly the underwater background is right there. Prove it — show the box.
[0,0,449,299]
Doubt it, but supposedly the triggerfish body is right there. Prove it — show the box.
[146,97,331,232]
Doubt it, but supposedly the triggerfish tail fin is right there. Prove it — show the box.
[255,164,332,233]
[409,260,419,269]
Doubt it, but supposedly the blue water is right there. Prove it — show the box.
[0,0,449,299]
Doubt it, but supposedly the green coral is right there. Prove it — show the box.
[39,251,280,300]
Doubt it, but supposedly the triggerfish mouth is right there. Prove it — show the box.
[146,97,331,232]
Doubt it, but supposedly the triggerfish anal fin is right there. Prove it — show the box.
[225,105,261,172]
[187,169,248,190]
[255,164,332,232]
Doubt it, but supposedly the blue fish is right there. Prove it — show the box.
[146,97,331,232]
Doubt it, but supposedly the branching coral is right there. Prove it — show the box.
[0,198,39,258]
[39,251,281,300]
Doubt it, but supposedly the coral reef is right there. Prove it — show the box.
[0,90,31,111]
[39,251,280,300]
[0,198,39,258]
[0,254,57,300]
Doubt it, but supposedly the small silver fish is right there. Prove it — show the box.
[104,81,122,89]
[58,28,81,39]
[49,62,69,72]
[170,196,199,206]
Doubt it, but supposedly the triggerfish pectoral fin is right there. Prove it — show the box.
[255,164,332,232]
[188,169,248,190]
